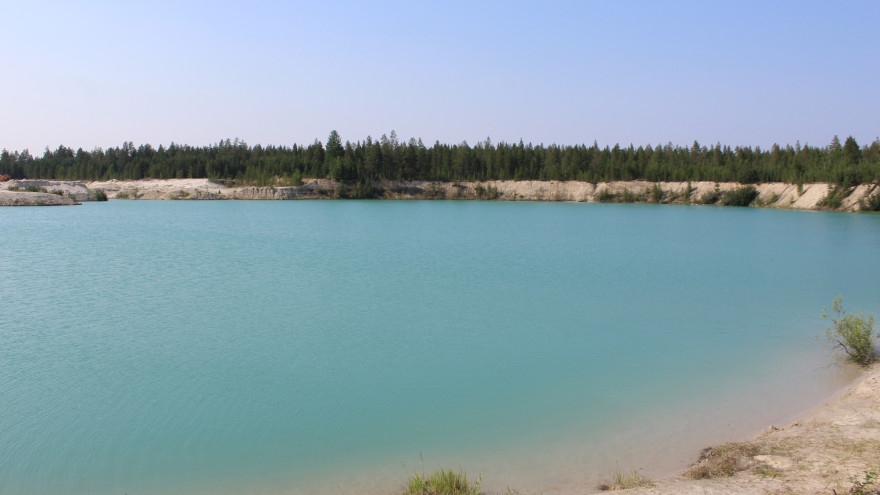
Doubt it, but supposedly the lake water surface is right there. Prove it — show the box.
[1,201,878,494]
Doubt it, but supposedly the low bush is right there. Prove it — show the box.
[93,190,108,201]
[426,184,446,199]
[350,180,376,199]
[620,187,643,203]
[474,184,500,200]
[651,183,664,203]
[682,181,693,204]
[822,296,876,366]
[818,186,851,209]
[597,188,614,202]
[700,190,720,204]
[25,185,47,193]
[720,185,758,207]
[860,191,880,212]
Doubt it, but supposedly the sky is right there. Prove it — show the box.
[2,0,879,154]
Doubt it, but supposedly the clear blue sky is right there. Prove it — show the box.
[3,0,878,153]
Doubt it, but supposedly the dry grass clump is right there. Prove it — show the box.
[684,442,759,479]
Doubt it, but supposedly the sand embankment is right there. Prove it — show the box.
[79,178,880,212]
[619,363,880,495]
[0,179,95,206]
[2,178,878,211]
[0,190,78,206]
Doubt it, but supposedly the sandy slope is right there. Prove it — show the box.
[617,364,880,495]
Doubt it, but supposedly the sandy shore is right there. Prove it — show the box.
[607,363,880,495]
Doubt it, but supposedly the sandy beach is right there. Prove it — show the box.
[609,363,880,495]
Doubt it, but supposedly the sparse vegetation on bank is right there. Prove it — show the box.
[819,185,853,209]
[860,190,880,212]
[599,465,653,490]
[474,183,501,200]
[847,470,879,495]
[699,183,721,204]
[685,442,760,479]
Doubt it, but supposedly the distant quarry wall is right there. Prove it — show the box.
[3,178,879,211]
[82,178,880,212]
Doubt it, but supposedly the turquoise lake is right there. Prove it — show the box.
[1,200,879,494]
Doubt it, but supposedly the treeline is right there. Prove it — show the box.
[2,132,879,186]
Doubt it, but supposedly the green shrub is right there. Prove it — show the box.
[597,188,614,202]
[350,180,376,199]
[720,185,758,206]
[474,184,485,199]
[699,190,720,204]
[473,184,499,200]
[822,296,876,366]
[25,185,47,193]
[818,186,850,209]
[49,189,64,196]
[8,185,20,191]
[93,190,108,201]
[682,181,693,204]
[335,182,349,199]
[651,183,664,203]
[620,187,642,203]
[406,468,481,495]
[425,183,446,199]
[860,192,880,212]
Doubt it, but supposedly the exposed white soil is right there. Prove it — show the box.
[71,178,880,212]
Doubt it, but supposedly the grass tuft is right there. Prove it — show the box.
[406,468,481,495]
[599,465,653,491]
[754,465,780,478]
